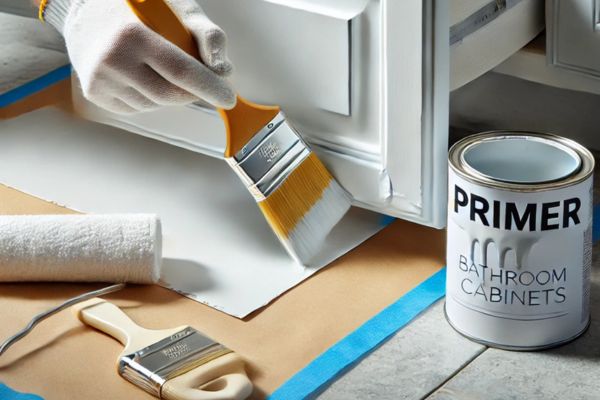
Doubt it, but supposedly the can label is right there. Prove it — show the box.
[446,171,593,349]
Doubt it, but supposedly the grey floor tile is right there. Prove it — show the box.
[428,344,600,400]
[319,301,485,400]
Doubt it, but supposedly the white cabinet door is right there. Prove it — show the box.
[202,0,352,116]
[547,0,600,78]
[74,0,451,228]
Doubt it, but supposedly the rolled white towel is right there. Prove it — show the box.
[0,214,161,284]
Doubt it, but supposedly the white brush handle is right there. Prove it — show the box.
[74,298,143,346]
[162,353,253,400]
[73,298,184,354]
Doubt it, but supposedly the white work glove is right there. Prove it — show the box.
[43,0,236,114]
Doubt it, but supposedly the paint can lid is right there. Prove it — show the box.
[449,131,594,191]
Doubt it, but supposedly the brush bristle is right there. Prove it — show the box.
[258,153,351,265]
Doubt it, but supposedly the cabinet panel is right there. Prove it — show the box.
[201,0,356,116]
[548,0,600,78]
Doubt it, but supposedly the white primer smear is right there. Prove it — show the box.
[0,108,385,317]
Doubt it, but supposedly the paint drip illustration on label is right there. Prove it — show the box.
[453,184,582,269]
[450,180,584,310]
[445,132,594,350]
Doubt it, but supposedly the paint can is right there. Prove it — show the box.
[445,131,594,350]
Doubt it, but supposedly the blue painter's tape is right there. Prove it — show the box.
[0,65,71,108]
[269,268,447,400]
[593,204,600,243]
[379,214,396,227]
[0,384,43,400]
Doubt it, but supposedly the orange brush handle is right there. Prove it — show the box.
[126,0,280,158]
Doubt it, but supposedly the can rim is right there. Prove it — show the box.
[449,131,595,191]
[443,303,591,351]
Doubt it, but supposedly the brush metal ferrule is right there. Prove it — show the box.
[118,327,232,398]
[227,112,311,201]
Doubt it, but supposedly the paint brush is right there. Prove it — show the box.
[73,298,253,400]
[126,0,351,264]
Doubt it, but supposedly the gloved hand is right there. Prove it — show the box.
[42,0,236,114]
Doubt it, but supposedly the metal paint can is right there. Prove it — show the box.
[445,131,594,350]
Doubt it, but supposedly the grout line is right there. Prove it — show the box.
[420,346,488,399]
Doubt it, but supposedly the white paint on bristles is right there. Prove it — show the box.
[283,180,351,265]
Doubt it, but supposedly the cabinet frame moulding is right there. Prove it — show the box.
[547,0,600,79]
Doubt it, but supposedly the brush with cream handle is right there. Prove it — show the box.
[73,298,252,400]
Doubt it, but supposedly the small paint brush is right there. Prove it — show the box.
[126,0,351,264]
[73,298,253,400]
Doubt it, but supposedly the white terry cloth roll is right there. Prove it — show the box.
[0,214,161,284]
